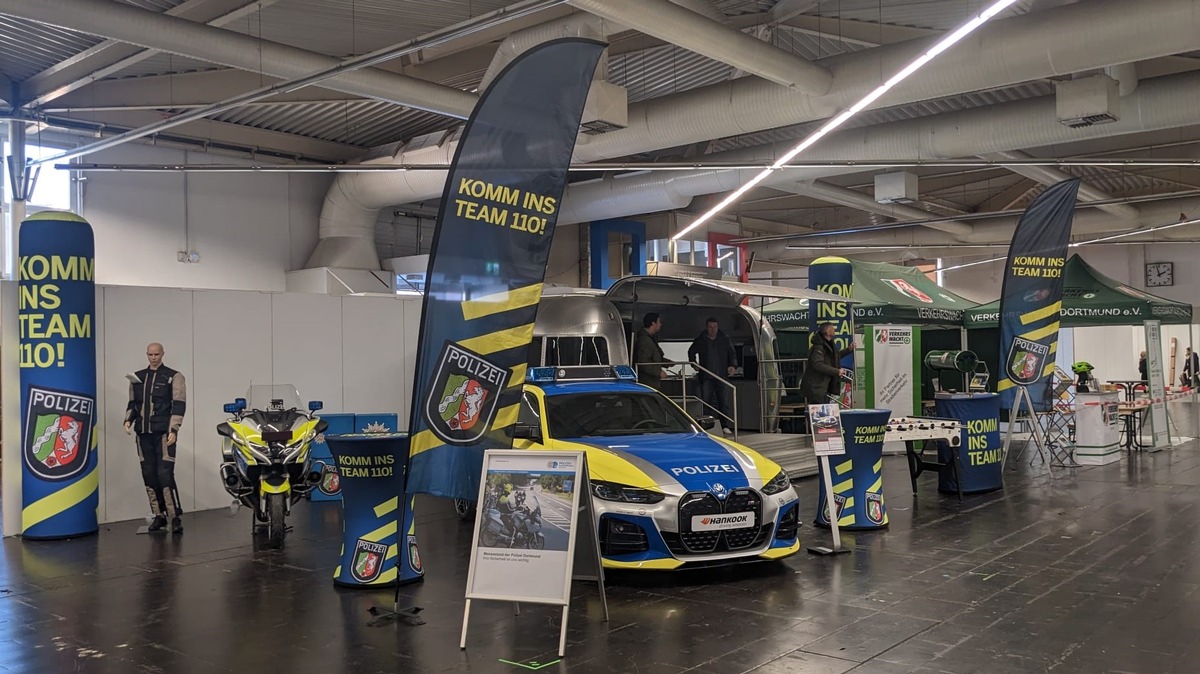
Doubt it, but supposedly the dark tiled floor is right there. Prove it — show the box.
[4,444,1200,673]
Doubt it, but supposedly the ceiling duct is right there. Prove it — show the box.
[303,0,1200,269]
[874,172,919,205]
[1056,74,1121,128]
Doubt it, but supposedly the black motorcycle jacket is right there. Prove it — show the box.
[126,365,187,434]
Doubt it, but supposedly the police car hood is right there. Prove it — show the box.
[564,432,762,492]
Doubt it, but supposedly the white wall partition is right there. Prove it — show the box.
[2,284,422,535]
[79,144,328,292]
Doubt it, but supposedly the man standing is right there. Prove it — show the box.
[688,318,739,434]
[125,342,187,533]
[800,323,852,406]
[1184,347,1200,387]
[633,312,667,391]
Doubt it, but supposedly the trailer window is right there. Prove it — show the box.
[544,336,609,366]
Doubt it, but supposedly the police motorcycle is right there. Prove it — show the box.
[479,486,545,549]
[217,385,328,548]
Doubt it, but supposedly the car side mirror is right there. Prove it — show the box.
[694,415,717,430]
[216,422,234,438]
[511,423,542,441]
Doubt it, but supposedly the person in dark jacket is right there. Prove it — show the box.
[632,313,667,391]
[125,342,187,533]
[1138,351,1147,382]
[800,323,853,405]
[1183,347,1199,387]
[688,318,739,434]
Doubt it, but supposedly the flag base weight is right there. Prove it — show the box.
[807,545,852,556]
[367,604,425,627]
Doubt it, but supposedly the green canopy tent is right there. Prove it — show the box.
[964,255,1193,328]
[763,259,980,330]
[763,260,979,398]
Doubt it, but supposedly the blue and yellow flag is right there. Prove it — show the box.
[997,178,1081,409]
[405,39,605,500]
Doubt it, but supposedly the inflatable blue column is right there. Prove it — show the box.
[809,256,855,404]
[18,211,100,539]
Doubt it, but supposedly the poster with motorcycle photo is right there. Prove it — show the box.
[464,450,589,605]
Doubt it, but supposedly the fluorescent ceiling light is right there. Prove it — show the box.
[1069,217,1200,246]
[932,217,1200,272]
[671,0,1023,242]
[931,255,1008,271]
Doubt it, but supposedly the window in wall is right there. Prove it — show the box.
[715,244,741,277]
[25,146,73,211]
[1,140,76,279]
[1,142,74,211]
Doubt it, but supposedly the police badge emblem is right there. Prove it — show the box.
[821,493,848,524]
[350,539,388,583]
[865,492,885,525]
[317,463,341,496]
[408,535,423,575]
[425,341,508,445]
[23,386,95,481]
[1005,337,1050,385]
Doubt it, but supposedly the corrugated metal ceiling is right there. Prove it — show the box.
[704,81,1056,153]
[0,0,189,82]
[225,0,516,58]
[809,0,1028,31]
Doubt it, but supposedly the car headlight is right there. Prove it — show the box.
[761,470,792,495]
[591,481,665,504]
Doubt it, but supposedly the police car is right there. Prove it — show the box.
[510,365,800,570]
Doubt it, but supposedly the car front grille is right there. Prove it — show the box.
[666,488,770,556]
[677,493,722,553]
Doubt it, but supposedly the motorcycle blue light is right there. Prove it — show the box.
[223,403,238,414]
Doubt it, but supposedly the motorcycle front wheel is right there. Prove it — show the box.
[528,533,545,550]
[267,493,287,549]
[480,528,502,548]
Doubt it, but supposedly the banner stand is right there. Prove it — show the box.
[807,404,851,556]
[1001,385,1053,476]
[460,450,607,658]
[808,455,851,556]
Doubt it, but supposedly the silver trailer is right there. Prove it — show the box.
[530,278,856,477]
[530,287,629,367]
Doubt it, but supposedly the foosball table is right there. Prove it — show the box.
[885,416,967,502]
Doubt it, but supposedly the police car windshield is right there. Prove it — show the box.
[544,392,697,438]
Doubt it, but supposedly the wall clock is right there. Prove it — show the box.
[1145,262,1174,287]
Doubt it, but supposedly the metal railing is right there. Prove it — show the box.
[757,357,810,433]
[640,360,738,441]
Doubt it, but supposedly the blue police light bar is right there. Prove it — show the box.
[223,403,238,414]
[527,367,558,383]
[526,365,638,383]
[613,365,637,381]
[235,398,247,410]
[308,400,324,411]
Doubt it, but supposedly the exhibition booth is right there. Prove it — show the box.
[966,255,1197,460]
